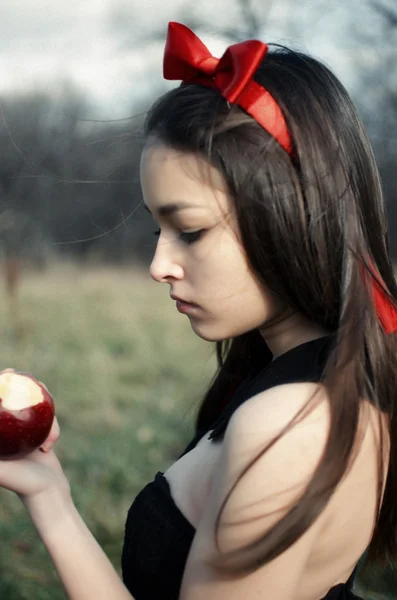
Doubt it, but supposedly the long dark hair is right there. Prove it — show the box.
[143,44,397,573]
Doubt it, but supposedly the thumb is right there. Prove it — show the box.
[40,416,60,453]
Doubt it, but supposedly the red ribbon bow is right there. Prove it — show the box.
[163,22,292,154]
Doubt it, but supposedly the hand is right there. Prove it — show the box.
[0,416,71,501]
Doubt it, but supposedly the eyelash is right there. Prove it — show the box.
[153,229,204,246]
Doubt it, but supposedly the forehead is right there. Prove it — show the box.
[140,141,229,208]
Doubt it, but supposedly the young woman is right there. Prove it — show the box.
[1,21,397,600]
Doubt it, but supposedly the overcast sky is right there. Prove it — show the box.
[0,0,388,118]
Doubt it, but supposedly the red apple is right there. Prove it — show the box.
[0,369,55,459]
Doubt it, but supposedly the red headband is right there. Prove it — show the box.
[162,22,397,334]
[163,22,292,154]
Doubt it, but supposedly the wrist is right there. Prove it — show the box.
[22,484,75,538]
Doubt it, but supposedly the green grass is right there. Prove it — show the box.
[0,261,396,599]
[0,262,215,599]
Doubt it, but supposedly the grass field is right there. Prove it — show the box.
[0,261,395,599]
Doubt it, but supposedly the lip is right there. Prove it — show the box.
[175,301,198,314]
[170,294,198,307]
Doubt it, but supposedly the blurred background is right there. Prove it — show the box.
[0,0,396,598]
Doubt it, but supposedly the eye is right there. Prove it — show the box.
[178,230,204,245]
[152,229,205,245]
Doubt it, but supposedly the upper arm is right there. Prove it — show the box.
[179,382,331,600]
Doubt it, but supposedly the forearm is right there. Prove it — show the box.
[22,488,134,600]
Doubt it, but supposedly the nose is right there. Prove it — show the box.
[149,236,184,283]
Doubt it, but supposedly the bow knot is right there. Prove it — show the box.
[196,56,219,77]
[164,22,268,103]
[163,22,292,153]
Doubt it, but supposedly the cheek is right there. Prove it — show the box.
[207,236,256,300]
[191,228,249,291]
[189,238,275,336]
[185,227,281,335]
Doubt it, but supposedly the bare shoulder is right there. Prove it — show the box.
[226,381,331,463]
[220,381,332,538]
[233,380,329,423]
[179,383,335,599]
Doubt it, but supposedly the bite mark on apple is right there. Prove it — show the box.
[0,373,44,411]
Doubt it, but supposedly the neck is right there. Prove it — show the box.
[258,311,333,362]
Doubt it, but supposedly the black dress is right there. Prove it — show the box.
[122,335,363,599]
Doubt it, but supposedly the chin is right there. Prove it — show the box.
[191,330,224,342]
[189,322,235,343]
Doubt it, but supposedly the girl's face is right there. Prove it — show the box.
[140,140,286,343]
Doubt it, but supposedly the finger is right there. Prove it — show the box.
[49,416,60,442]
[40,416,60,452]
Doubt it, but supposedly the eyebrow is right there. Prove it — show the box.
[143,202,202,217]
